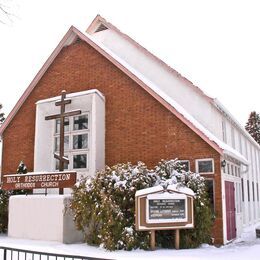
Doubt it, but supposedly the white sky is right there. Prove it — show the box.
[0,0,260,125]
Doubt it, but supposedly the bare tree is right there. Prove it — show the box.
[0,1,13,24]
[0,103,4,124]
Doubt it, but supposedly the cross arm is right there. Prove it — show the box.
[45,110,81,121]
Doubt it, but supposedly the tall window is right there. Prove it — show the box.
[257,183,259,202]
[241,178,244,202]
[252,182,255,201]
[239,134,243,154]
[205,179,215,212]
[222,120,227,143]
[231,127,235,149]
[247,180,250,201]
[54,114,89,171]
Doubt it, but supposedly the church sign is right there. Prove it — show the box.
[2,171,76,190]
[135,185,194,250]
[146,193,187,224]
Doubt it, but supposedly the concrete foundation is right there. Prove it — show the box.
[8,194,83,243]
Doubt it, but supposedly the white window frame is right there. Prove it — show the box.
[52,112,90,172]
[195,158,214,174]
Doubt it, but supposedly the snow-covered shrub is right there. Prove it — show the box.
[70,159,213,250]
[0,162,28,233]
[0,185,10,233]
[154,160,213,248]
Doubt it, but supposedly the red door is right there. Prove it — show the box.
[225,181,236,241]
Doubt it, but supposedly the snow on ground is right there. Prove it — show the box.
[0,224,260,260]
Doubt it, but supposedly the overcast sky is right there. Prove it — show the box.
[0,0,259,125]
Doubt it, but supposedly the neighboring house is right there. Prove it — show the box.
[0,15,259,245]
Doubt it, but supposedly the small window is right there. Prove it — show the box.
[73,154,87,169]
[178,160,190,172]
[196,159,214,174]
[55,136,69,152]
[227,163,230,175]
[231,165,234,175]
[73,134,88,149]
[55,117,69,133]
[55,155,69,170]
[73,115,88,130]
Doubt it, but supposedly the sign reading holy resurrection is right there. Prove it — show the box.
[2,171,77,190]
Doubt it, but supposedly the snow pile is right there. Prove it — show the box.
[0,224,260,260]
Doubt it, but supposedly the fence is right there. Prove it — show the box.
[0,246,113,260]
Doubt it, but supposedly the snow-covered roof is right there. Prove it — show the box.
[0,17,248,165]
[135,184,194,197]
[84,31,248,165]
[36,89,104,104]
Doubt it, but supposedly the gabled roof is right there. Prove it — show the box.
[87,15,214,104]
[88,15,260,151]
[0,19,248,165]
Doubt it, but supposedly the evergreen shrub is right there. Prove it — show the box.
[0,161,28,233]
[0,185,10,233]
[70,159,213,250]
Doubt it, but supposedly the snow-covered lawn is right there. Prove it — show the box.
[0,225,260,260]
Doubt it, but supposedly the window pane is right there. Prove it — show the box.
[241,178,244,202]
[73,154,87,169]
[179,161,190,172]
[198,160,213,173]
[55,155,69,170]
[55,136,69,152]
[55,117,69,133]
[73,134,88,149]
[74,115,88,130]
[205,179,214,212]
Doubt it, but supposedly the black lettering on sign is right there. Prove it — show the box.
[148,199,186,220]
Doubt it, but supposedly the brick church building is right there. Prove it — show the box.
[1,15,259,245]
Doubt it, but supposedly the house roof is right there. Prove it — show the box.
[0,17,248,165]
[88,15,260,152]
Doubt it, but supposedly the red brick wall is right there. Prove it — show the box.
[1,39,223,243]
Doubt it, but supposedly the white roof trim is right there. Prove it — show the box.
[36,89,105,104]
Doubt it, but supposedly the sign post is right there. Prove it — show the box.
[135,185,194,250]
[150,230,155,250]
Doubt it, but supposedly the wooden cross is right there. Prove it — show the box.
[45,90,81,194]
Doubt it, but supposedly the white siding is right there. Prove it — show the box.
[91,25,260,235]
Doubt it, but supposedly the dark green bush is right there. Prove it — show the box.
[0,186,10,233]
[0,184,27,233]
[70,159,213,250]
